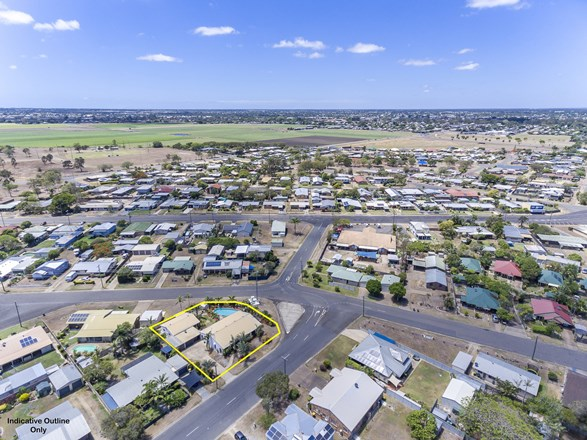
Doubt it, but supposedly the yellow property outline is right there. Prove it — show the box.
[149,300,281,382]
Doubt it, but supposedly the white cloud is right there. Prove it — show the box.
[8,64,17,69]
[137,53,182,63]
[294,51,324,59]
[34,19,80,32]
[335,46,344,53]
[466,0,520,9]
[273,37,326,51]
[455,62,480,70]
[347,43,385,54]
[457,48,475,55]
[400,59,436,67]
[38,54,48,59]
[193,26,237,36]
[0,8,34,25]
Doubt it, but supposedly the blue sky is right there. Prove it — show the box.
[1,0,586,109]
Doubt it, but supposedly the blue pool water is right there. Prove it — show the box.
[74,344,98,354]
[214,308,237,317]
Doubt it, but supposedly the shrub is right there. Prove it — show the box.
[319,364,327,372]
[548,371,558,382]
[18,393,30,403]
[259,412,277,430]
[94,381,108,394]
[0,403,9,413]
[289,388,300,400]
[475,312,481,319]
[334,286,340,293]
[463,310,470,317]
[323,359,332,369]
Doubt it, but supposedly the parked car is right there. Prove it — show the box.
[234,432,247,440]
[492,314,500,323]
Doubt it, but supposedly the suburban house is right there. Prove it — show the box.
[531,298,574,327]
[15,401,91,440]
[0,363,48,403]
[425,268,448,291]
[126,255,166,276]
[0,326,53,372]
[89,222,117,237]
[461,287,500,311]
[222,222,254,237]
[441,378,478,413]
[335,227,394,254]
[472,352,541,400]
[381,274,401,292]
[191,223,215,237]
[348,332,412,386]
[73,310,140,342]
[48,364,84,398]
[202,259,246,278]
[32,259,70,280]
[157,312,201,349]
[102,353,179,410]
[271,220,287,237]
[327,265,376,288]
[201,310,261,353]
[491,260,522,279]
[130,243,161,256]
[451,352,473,374]
[266,404,334,440]
[139,310,164,327]
[538,269,564,288]
[460,257,483,273]
[162,256,195,275]
[120,222,152,238]
[70,257,118,277]
[409,221,432,240]
[309,367,383,438]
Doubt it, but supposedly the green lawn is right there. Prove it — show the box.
[361,401,413,440]
[0,321,43,339]
[307,335,357,380]
[32,239,56,249]
[1,350,63,377]
[301,267,359,297]
[401,362,451,410]
[0,123,397,147]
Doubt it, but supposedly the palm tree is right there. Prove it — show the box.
[290,217,301,235]
[201,359,216,377]
[184,293,192,307]
[154,373,169,390]
[236,339,250,359]
[176,295,184,310]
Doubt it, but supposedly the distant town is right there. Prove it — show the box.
[0,112,586,440]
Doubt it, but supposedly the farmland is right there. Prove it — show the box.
[0,123,396,148]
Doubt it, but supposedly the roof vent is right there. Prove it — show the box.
[354,383,359,389]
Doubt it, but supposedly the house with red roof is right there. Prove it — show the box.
[491,260,522,279]
[353,176,368,185]
[531,298,574,327]
[444,188,479,199]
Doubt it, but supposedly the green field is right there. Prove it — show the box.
[0,123,399,147]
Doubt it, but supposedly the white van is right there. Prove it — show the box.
[65,271,79,282]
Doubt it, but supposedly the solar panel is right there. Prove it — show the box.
[68,313,89,323]
[19,336,38,348]
[207,261,221,267]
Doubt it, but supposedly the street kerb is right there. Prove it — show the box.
[149,300,281,382]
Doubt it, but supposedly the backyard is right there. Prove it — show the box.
[361,401,413,440]
[400,361,451,410]
[306,335,357,380]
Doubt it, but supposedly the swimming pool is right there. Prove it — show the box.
[214,308,237,317]
[74,344,98,354]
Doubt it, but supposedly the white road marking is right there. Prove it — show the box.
[186,426,200,437]
[303,335,309,342]
[226,397,237,406]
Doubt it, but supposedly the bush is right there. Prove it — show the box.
[548,371,558,382]
[531,324,549,335]
[475,312,481,319]
[18,393,30,403]
[323,359,332,369]
[289,388,300,400]
[334,286,340,293]
[142,275,151,282]
[94,381,108,394]
[259,412,277,430]
[0,403,9,413]
[463,310,470,317]
[319,364,327,372]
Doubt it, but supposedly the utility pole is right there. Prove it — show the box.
[0,210,4,227]
[255,275,259,301]
[0,278,5,292]
[98,265,104,288]
[14,302,22,327]
[362,296,365,317]
[281,356,287,375]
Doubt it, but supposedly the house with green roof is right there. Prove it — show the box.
[461,287,500,311]
[121,222,152,238]
[162,257,195,275]
[327,265,376,287]
[460,257,483,273]
[538,269,564,288]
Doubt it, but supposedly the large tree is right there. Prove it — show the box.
[101,406,145,440]
[49,192,76,215]
[406,410,437,440]
[256,371,290,413]
[366,279,383,298]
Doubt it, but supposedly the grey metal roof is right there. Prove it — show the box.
[349,333,412,379]
[103,353,178,409]
[426,268,447,286]
[49,364,82,390]
[474,352,540,396]
[15,400,91,440]
[452,351,473,372]
[309,367,383,433]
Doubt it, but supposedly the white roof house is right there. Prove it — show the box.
[309,367,383,435]
[473,352,541,397]
[15,401,91,440]
[441,378,477,412]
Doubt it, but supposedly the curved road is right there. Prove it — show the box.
[2,211,587,438]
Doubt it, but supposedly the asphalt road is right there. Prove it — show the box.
[2,212,587,438]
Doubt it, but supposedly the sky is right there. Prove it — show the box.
[1,0,586,109]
